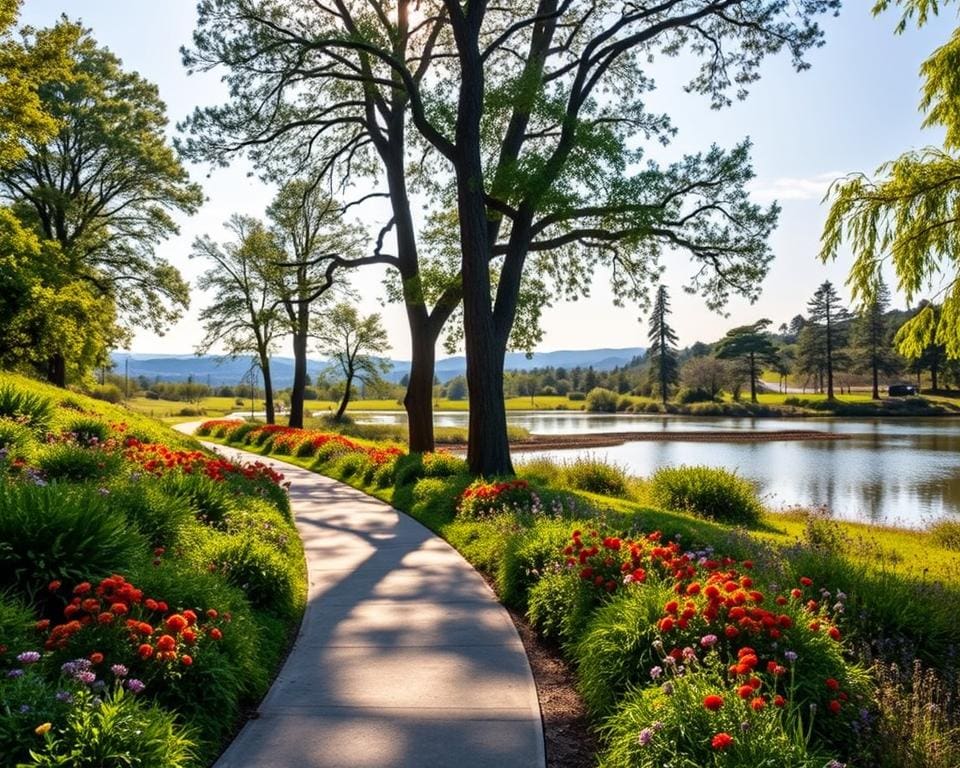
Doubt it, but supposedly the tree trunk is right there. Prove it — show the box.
[288,329,307,429]
[749,352,757,402]
[46,354,66,388]
[335,370,353,421]
[871,355,880,400]
[403,313,438,453]
[931,364,939,392]
[465,329,513,476]
[261,358,276,425]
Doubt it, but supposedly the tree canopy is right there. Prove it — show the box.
[822,0,960,359]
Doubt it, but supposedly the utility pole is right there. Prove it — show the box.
[124,357,129,400]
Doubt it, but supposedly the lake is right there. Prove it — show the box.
[354,411,960,527]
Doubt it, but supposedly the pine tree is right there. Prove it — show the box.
[806,282,851,400]
[646,286,680,405]
[714,320,780,403]
[851,278,901,399]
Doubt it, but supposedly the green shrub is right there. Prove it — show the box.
[527,571,597,646]
[422,451,468,478]
[178,406,205,417]
[515,457,561,486]
[86,382,123,403]
[928,519,960,551]
[106,479,197,549]
[649,465,762,526]
[561,457,629,497]
[225,498,299,557]
[202,533,299,619]
[0,485,146,602]
[332,451,374,481]
[410,476,468,521]
[393,453,425,486]
[26,688,196,768]
[0,591,34,660]
[0,384,53,434]
[35,444,123,484]
[224,421,258,444]
[574,580,676,716]
[497,518,578,607]
[63,417,110,446]
[0,672,70,765]
[585,387,619,413]
[567,391,586,401]
[674,386,714,404]
[0,418,36,466]
[160,471,236,529]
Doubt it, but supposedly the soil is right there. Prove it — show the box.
[505,607,598,768]
[506,428,850,452]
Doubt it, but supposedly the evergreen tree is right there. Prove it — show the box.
[851,278,901,399]
[646,285,680,405]
[805,282,851,400]
[714,320,780,403]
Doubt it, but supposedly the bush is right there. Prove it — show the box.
[224,421,258,443]
[560,457,629,497]
[160,472,236,530]
[202,533,299,619]
[674,386,714,404]
[35,444,124,484]
[87,382,123,403]
[515,457,561,486]
[649,465,763,526]
[106,479,198,549]
[27,688,196,768]
[0,418,35,465]
[422,451,468,478]
[0,384,53,434]
[177,406,205,417]
[567,391,586,401]
[585,387,619,413]
[928,519,960,551]
[63,417,110,446]
[616,395,633,412]
[332,451,374,481]
[498,518,578,607]
[574,580,676,715]
[0,672,69,765]
[527,571,597,646]
[0,484,146,602]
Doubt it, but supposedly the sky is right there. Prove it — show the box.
[18,1,960,360]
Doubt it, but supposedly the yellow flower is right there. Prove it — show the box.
[34,722,51,736]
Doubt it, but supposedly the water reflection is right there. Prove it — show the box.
[353,411,960,527]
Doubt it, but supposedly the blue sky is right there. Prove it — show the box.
[19,1,959,358]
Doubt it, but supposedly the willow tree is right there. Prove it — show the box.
[822,0,960,360]
[192,215,283,423]
[184,0,836,475]
[1,19,202,385]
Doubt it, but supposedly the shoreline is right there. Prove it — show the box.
[445,429,851,452]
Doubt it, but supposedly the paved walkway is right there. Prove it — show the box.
[174,425,545,768]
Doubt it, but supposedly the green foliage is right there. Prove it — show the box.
[646,285,680,404]
[63,417,110,446]
[574,580,676,716]
[202,533,299,619]
[0,484,145,602]
[0,417,35,462]
[526,571,598,646]
[714,320,780,402]
[649,466,763,526]
[0,671,69,766]
[560,457,629,497]
[160,471,236,529]
[35,444,123,484]
[674,386,715,404]
[497,518,578,608]
[928,518,960,550]
[332,451,374,480]
[0,384,53,434]
[567,391,586,401]
[585,387,620,413]
[105,479,198,549]
[26,688,196,768]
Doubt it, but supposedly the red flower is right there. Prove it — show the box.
[156,634,177,652]
[88,652,104,664]
[737,685,753,699]
[48,580,61,591]
[165,614,188,633]
[828,626,841,641]
[138,643,154,659]
[750,697,766,711]
[773,695,786,708]
[825,677,840,691]
[711,732,733,750]
[210,628,223,641]
[181,655,193,666]
[703,694,724,711]
[828,699,842,715]
[799,576,813,587]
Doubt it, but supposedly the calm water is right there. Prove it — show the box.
[354,411,960,527]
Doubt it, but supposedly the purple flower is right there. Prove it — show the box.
[126,679,145,694]
[637,728,654,746]
[17,651,41,664]
[700,634,718,648]
[110,664,128,678]
[6,669,24,678]
[61,659,91,677]
[682,646,696,661]
[784,650,798,663]
[55,691,73,703]
[649,666,663,680]
[76,671,96,685]
[18,704,31,713]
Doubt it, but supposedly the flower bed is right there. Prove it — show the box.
[0,375,305,766]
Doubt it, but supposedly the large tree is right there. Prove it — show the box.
[316,303,390,421]
[0,19,202,385]
[646,285,679,405]
[851,277,901,399]
[183,0,835,475]
[822,0,960,360]
[192,215,283,423]
[714,319,780,403]
[805,281,850,400]
[266,180,366,428]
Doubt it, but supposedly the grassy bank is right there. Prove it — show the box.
[0,376,305,767]
[203,419,960,768]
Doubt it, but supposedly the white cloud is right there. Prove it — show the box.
[746,172,847,203]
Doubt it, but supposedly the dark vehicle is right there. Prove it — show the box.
[888,384,918,397]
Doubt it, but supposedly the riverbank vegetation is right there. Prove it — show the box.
[202,418,960,768]
[0,375,305,766]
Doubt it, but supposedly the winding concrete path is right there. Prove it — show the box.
[175,424,545,768]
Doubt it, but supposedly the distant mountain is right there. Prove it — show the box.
[111,346,645,388]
